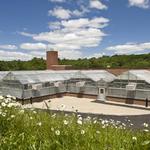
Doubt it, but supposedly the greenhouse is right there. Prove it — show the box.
[67,70,116,101]
[0,71,8,95]
[108,70,150,100]
[0,71,66,99]
[0,70,116,100]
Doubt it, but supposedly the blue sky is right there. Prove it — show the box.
[0,0,150,60]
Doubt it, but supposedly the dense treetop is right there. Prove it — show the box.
[0,53,150,71]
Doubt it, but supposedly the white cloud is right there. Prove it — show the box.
[0,50,32,61]
[90,0,107,10]
[106,42,150,54]
[48,22,62,30]
[59,50,82,59]
[0,44,17,50]
[18,32,36,37]
[87,52,105,58]
[33,17,108,51]
[48,6,88,19]
[20,43,47,50]
[128,0,149,8]
[33,29,106,51]
[48,7,71,19]
[21,49,82,60]
[29,51,46,58]
[49,0,65,2]
[0,49,47,61]
[61,17,109,29]
[16,13,109,60]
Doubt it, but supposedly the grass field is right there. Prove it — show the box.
[0,96,150,150]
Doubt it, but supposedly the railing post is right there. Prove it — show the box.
[145,98,148,107]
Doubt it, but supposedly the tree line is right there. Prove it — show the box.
[0,53,150,71]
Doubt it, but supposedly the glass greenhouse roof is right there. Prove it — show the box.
[3,71,65,84]
[71,70,116,82]
[118,70,150,84]
[0,70,116,84]
[81,70,116,82]
[54,70,78,80]
[0,71,8,80]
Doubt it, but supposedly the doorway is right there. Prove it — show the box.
[97,88,106,101]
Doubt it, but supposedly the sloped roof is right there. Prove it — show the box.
[0,71,9,80]
[2,71,65,84]
[118,70,150,84]
[81,70,116,82]
[71,70,116,82]
[0,70,116,84]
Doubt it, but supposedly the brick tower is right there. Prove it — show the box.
[46,51,58,69]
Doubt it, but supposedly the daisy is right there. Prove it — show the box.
[81,130,85,135]
[55,130,60,136]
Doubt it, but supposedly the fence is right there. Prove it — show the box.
[108,87,150,100]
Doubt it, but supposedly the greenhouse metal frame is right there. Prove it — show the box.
[0,70,116,100]
[108,70,150,100]
[0,70,150,101]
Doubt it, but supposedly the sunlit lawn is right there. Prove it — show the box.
[0,95,150,150]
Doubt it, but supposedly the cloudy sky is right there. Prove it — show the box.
[0,0,150,60]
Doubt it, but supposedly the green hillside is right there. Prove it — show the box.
[0,53,150,71]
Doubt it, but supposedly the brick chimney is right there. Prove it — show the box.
[46,51,58,69]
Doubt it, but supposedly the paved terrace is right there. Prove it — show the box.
[22,96,150,116]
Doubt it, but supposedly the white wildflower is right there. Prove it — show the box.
[1,102,6,107]
[78,116,82,120]
[2,112,6,117]
[93,120,97,124]
[132,137,137,141]
[142,140,150,146]
[122,123,126,127]
[101,120,106,125]
[6,95,12,98]
[51,113,56,118]
[81,130,85,135]
[77,119,82,125]
[143,129,149,132]
[0,96,4,100]
[37,122,42,126]
[143,123,149,128]
[33,111,37,114]
[19,109,25,113]
[11,115,15,118]
[4,99,9,104]
[63,120,69,125]
[96,131,100,134]
[30,117,33,120]
[7,103,13,108]
[5,98,11,103]
[77,114,81,118]
[12,96,16,100]
[55,130,60,136]
[87,116,91,120]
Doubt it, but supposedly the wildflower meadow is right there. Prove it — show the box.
[0,95,150,150]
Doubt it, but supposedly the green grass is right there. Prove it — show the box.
[0,96,150,150]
